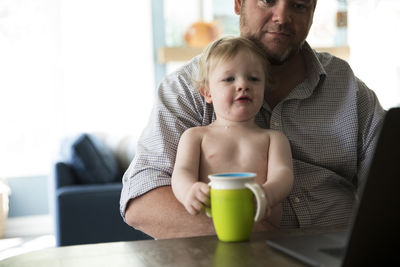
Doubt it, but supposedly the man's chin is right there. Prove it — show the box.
[264,41,305,65]
[245,33,302,65]
[265,46,298,65]
[267,52,290,65]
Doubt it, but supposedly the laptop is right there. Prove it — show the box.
[267,107,400,267]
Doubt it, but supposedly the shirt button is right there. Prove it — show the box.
[273,121,280,127]
[293,197,301,203]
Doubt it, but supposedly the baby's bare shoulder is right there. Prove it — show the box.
[261,129,288,140]
[181,126,209,139]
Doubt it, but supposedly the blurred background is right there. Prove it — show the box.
[0,0,399,259]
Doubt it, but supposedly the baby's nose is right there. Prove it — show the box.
[236,78,250,91]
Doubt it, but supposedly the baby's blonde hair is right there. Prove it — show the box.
[194,36,270,92]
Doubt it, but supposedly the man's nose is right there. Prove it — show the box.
[272,1,292,25]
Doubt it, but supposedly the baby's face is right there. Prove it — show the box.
[204,50,265,123]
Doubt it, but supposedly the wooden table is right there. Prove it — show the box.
[0,229,331,267]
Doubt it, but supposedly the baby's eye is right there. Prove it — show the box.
[248,76,260,82]
[223,77,235,82]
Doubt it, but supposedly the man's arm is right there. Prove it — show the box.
[121,58,212,239]
[125,186,277,239]
[125,186,215,239]
[356,79,386,189]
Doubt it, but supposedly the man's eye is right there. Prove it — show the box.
[261,0,273,6]
[292,3,306,9]
[291,1,312,11]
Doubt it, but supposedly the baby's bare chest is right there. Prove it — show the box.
[200,131,269,175]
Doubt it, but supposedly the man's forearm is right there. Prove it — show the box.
[125,186,277,239]
[124,186,215,239]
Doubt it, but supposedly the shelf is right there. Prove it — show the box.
[313,45,350,60]
[157,47,204,64]
[157,45,350,63]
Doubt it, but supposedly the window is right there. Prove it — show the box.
[348,0,400,109]
[0,0,154,177]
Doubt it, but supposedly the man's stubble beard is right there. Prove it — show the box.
[239,11,304,66]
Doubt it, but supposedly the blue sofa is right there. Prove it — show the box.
[53,133,152,246]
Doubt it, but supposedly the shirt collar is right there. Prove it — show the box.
[303,41,327,84]
[285,42,327,101]
[260,42,328,111]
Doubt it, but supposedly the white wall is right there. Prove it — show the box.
[308,0,400,109]
[59,0,154,136]
[348,0,400,110]
[0,0,154,177]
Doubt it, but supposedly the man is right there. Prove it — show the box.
[120,0,385,239]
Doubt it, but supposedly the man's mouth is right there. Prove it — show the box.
[264,25,294,38]
[268,31,290,37]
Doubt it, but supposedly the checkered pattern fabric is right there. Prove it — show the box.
[120,42,385,229]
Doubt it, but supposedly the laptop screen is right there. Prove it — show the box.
[267,108,400,267]
[342,108,400,266]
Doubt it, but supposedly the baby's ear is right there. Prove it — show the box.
[200,85,213,103]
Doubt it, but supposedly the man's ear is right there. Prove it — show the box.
[234,0,243,15]
[200,85,213,103]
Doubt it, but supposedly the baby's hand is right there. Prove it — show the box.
[183,182,210,215]
[261,186,282,227]
[264,194,273,218]
[260,190,272,219]
[265,203,283,228]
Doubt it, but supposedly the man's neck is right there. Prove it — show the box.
[265,51,307,109]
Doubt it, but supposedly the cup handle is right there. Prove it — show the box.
[245,182,267,222]
[205,182,212,217]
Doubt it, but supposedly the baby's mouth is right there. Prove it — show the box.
[235,95,251,102]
